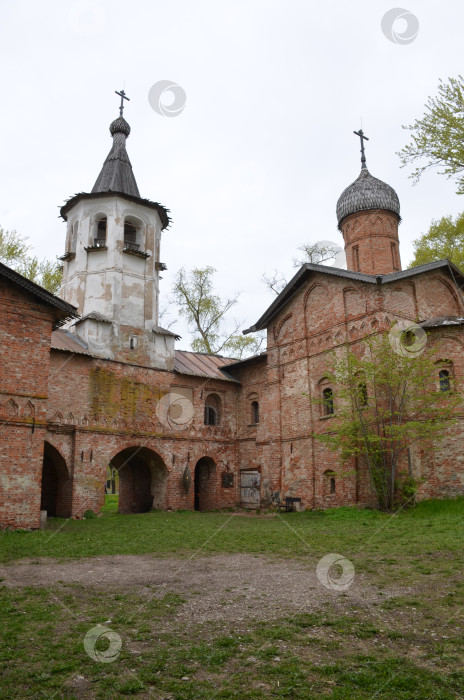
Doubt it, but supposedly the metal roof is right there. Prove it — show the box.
[0,262,77,324]
[336,168,400,228]
[153,324,181,340]
[72,311,112,325]
[50,330,239,382]
[51,329,95,356]
[174,350,240,382]
[244,259,464,333]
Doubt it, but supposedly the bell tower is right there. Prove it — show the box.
[336,130,402,276]
[59,91,176,370]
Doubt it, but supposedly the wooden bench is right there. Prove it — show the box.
[278,497,301,512]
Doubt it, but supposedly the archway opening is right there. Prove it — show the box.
[110,447,167,514]
[40,442,72,518]
[194,457,216,511]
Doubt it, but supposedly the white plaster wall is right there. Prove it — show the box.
[60,195,173,369]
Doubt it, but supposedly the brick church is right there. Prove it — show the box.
[2,104,464,529]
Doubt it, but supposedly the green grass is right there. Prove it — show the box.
[1,497,463,567]
[1,587,463,699]
[0,498,463,698]
[100,494,118,514]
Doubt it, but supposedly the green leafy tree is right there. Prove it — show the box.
[409,212,464,270]
[0,226,62,295]
[172,266,264,358]
[398,75,464,193]
[312,330,460,510]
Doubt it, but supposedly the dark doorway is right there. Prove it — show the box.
[40,442,72,518]
[110,447,167,514]
[194,457,216,511]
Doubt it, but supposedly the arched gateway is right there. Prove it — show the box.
[110,447,167,513]
[40,442,72,518]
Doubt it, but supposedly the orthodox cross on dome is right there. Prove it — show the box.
[353,128,369,170]
[115,89,130,117]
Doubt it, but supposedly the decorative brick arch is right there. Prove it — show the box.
[273,313,293,342]
[110,446,167,513]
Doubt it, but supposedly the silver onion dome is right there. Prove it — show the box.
[336,168,400,228]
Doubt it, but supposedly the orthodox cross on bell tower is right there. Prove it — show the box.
[353,128,369,170]
[115,89,130,117]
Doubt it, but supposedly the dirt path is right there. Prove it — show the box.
[0,553,403,624]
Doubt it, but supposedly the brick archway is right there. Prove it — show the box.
[194,457,217,511]
[110,447,167,514]
[40,442,72,518]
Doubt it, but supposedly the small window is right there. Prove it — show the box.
[69,222,78,253]
[129,336,137,350]
[95,218,107,246]
[439,369,451,392]
[322,388,334,416]
[324,469,336,496]
[251,400,259,424]
[352,246,360,272]
[358,382,368,406]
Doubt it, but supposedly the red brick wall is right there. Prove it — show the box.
[341,209,401,275]
[0,280,59,528]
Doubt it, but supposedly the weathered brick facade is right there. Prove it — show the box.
[2,119,464,529]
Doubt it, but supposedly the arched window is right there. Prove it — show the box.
[322,388,334,416]
[439,369,451,392]
[324,470,336,496]
[95,217,107,246]
[123,217,142,252]
[204,393,221,426]
[251,400,259,425]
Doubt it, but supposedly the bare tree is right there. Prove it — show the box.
[172,266,265,358]
[263,242,341,296]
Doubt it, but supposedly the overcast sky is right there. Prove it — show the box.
[1,0,463,349]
